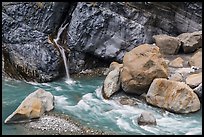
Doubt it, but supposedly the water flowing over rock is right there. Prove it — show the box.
[188,48,202,69]
[153,34,181,55]
[146,78,200,113]
[2,2,76,82]
[102,62,123,99]
[137,111,157,126]
[120,44,168,95]
[4,88,54,124]
[2,2,202,81]
[177,31,202,53]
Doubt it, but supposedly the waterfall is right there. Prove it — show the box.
[53,23,75,84]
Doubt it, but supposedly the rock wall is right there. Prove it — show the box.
[2,2,202,82]
[67,2,202,65]
[2,2,76,82]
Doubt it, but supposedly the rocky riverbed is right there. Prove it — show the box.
[21,111,115,135]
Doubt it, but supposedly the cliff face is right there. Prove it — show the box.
[67,2,202,66]
[2,2,76,82]
[2,2,202,82]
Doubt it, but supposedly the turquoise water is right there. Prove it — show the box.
[2,76,202,135]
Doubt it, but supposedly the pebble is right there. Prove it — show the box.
[23,112,114,135]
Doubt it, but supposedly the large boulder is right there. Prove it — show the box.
[4,88,54,124]
[177,31,202,53]
[186,72,202,88]
[102,62,123,99]
[188,48,202,69]
[146,78,200,113]
[153,34,181,55]
[137,111,157,126]
[120,44,168,95]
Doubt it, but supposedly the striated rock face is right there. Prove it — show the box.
[137,111,157,126]
[2,2,202,81]
[4,88,54,124]
[102,62,123,99]
[177,31,202,53]
[120,44,168,95]
[146,78,200,113]
[153,34,181,55]
[188,48,202,69]
[2,2,77,82]
[67,2,202,64]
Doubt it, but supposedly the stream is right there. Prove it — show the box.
[2,76,202,135]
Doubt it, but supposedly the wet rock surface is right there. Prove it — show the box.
[137,111,157,126]
[2,2,76,82]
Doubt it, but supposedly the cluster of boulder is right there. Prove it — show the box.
[102,31,202,116]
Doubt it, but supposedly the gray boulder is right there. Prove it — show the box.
[193,83,202,103]
[177,31,202,53]
[137,111,157,126]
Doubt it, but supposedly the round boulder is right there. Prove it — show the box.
[120,44,168,95]
[137,111,157,126]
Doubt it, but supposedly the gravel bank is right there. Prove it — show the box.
[22,111,115,135]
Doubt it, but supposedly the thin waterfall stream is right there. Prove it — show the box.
[53,23,75,84]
